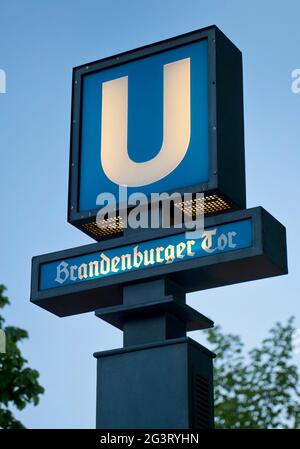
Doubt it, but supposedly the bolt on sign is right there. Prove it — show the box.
[68,26,246,240]
[31,26,287,316]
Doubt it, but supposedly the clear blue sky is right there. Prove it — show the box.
[0,0,299,428]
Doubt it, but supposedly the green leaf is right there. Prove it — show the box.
[0,285,44,429]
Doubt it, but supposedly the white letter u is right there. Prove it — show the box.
[101,58,191,187]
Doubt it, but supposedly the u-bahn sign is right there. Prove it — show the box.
[31,26,288,318]
[68,26,246,240]
[30,26,288,431]
[31,207,287,316]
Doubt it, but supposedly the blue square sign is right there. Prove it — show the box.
[79,40,208,212]
[69,26,246,240]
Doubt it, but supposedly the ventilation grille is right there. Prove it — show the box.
[82,216,124,238]
[175,194,231,217]
[195,373,210,429]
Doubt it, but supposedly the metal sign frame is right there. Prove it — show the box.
[31,207,287,316]
[68,25,246,240]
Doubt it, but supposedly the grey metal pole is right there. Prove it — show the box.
[94,278,215,429]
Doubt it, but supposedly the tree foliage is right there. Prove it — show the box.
[0,285,44,429]
[207,317,300,428]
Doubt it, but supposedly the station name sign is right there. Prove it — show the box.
[31,208,287,317]
[40,220,252,290]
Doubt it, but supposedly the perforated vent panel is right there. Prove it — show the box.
[194,373,210,429]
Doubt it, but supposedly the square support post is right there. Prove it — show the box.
[94,278,215,429]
